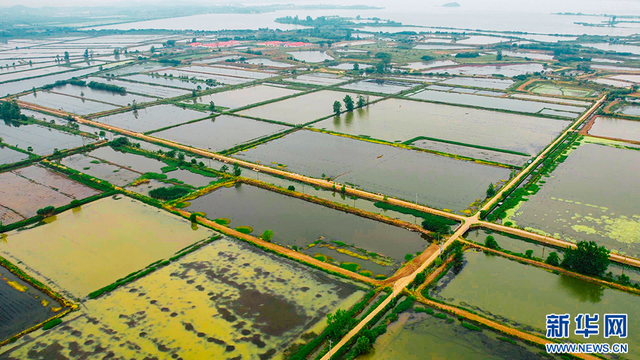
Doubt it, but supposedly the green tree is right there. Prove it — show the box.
[357,95,366,108]
[64,51,69,61]
[27,146,33,152]
[220,164,229,173]
[525,249,534,258]
[496,50,503,61]
[84,49,89,58]
[333,100,342,115]
[189,213,198,223]
[486,183,496,198]
[209,101,215,112]
[484,236,500,250]
[353,63,359,71]
[453,246,464,272]
[150,46,155,53]
[166,150,177,158]
[561,241,610,277]
[343,95,354,112]
[233,163,242,176]
[326,309,354,340]
[355,335,372,355]
[262,229,274,242]
[545,252,560,267]
[421,217,452,235]
[192,89,197,97]
[178,152,185,161]
[287,185,295,191]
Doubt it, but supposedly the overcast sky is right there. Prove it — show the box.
[2,0,640,14]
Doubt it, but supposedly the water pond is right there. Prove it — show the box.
[121,73,203,90]
[234,130,512,213]
[244,58,295,68]
[0,195,214,297]
[94,104,208,133]
[0,146,29,166]
[433,63,544,77]
[85,77,189,98]
[439,77,514,90]
[287,51,334,63]
[285,73,350,86]
[18,91,119,115]
[187,84,302,110]
[49,83,157,106]
[152,115,290,152]
[340,79,415,94]
[0,120,89,155]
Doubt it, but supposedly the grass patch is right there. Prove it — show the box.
[461,322,482,331]
[213,218,230,226]
[148,186,191,201]
[143,172,168,180]
[340,262,362,272]
[160,165,178,173]
[42,318,62,330]
[235,225,254,234]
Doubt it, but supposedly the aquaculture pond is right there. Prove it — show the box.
[464,228,562,261]
[121,73,203,89]
[287,51,333,62]
[187,84,302,110]
[94,104,208,133]
[163,69,252,86]
[330,62,373,70]
[314,98,567,155]
[0,238,366,359]
[0,146,29,166]
[588,117,640,142]
[0,266,68,342]
[500,50,554,60]
[0,67,98,96]
[340,80,414,94]
[506,138,640,258]
[183,65,275,80]
[414,44,471,50]
[361,307,552,360]
[152,115,290,152]
[439,77,514,90]
[18,91,119,115]
[621,105,640,117]
[410,139,530,167]
[86,77,189,98]
[0,165,99,224]
[410,89,585,118]
[511,94,593,107]
[238,91,380,125]
[60,152,141,187]
[234,130,512,213]
[433,63,544,77]
[0,195,214,297]
[431,251,640,359]
[285,73,350,86]
[102,62,167,76]
[50,83,157,106]
[244,57,295,68]
[401,60,456,70]
[186,183,428,275]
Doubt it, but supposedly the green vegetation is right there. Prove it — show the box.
[87,81,126,94]
[486,183,496,198]
[461,322,482,331]
[333,100,342,115]
[546,252,561,267]
[41,318,62,330]
[1,101,22,121]
[561,241,610,277]
[484,235,500,250]
[148,186,191,200]
[235,225,253,234]
[261,229,274,242]
[455,52,480,58]
[421,216,453,235]
[36,206,55,216]
[340,262,361,272]
[343,94,354,112]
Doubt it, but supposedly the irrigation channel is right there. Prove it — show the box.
[12,95,633,358]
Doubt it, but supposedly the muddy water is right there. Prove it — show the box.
[153,115,289,152]
[360,308,555,360]
[94,104,208,133]
[235,130,511,213]
[186,183,428,273]
[238,90,380,125]
[313,98,566,155]
[188,84,301,109]
[0,238,366,359]
[432,251,640,359]
[0,267,65,341]
[0,196,214,297]
[509,140,640,258]
[589,117,640,142]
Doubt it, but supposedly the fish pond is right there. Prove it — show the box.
[314,98,568,156]
[187,84,302,110]
[152,115,290,152]
[339,80,414,94]
[431,250,640,359]
[50,83,157,106]
[93,104,208,133]
[0,238,366,359]
[186,183,429,276]
[86,77,189,98]
[234,130,512,213]
[588,117,640,142]
[530,83,594,98]
[0,195,214,297]
[285,73,350,86]
[18,91,119,115]
[439,77,514,90]
[121,73,203,89]
[287,51,334,63]
[238,91,380,125]
[0,146,29,166]
[505,138,640,258]
[433,63,544,77]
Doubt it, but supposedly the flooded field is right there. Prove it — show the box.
[410,89,584,118]
[94,104,208,133]
[414,44,471,50]
[0,196,214,297]
[1,238,366,359]
[507,138,640,257]
[18,92,119,115]
[86,77,189,98]
[0,165,99,224]
[402,60,456,70]
[511,94,593,106]
[501,50,554,60]
[186,183,429,274]
[439,77,514,90]
[285,73,350,86]
[235,130,511,213]
[410,139,530,166]
[188,85,301,110]
[621,105,640,116]
[183,65,275,80]
[588,117,640,142]
[102,62,167,76]
[152,115,289,152]
[433,63,544,77]
[60,152,141,186]
[431,251,640,358]
[0,146,29,165]
[314,98,567,155]
[361,307,551,360]
[340,80,414,94]
[0,266,66,342]
[287,51,333,62]
[244,58,295,68]
[464,228,561,260]
[121,73,203,89]
[330,62,373,70]
[50,83,157,106]
[238,90,379,125]
[1,67,98,96]
[163,69,252,85]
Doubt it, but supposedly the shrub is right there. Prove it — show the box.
[261,229,274,242]
[148,186,190,200]
[561,241,610,277]
[42,318,62,330]
[36,206,55,216]
[189,213,197,223]
[461,322,482,331]
[484,236,500,250]
[213,218,230,226]
[70,200,81,208]
[405,253,414,261]
[287,185,295,191]
[235,226,253,234]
